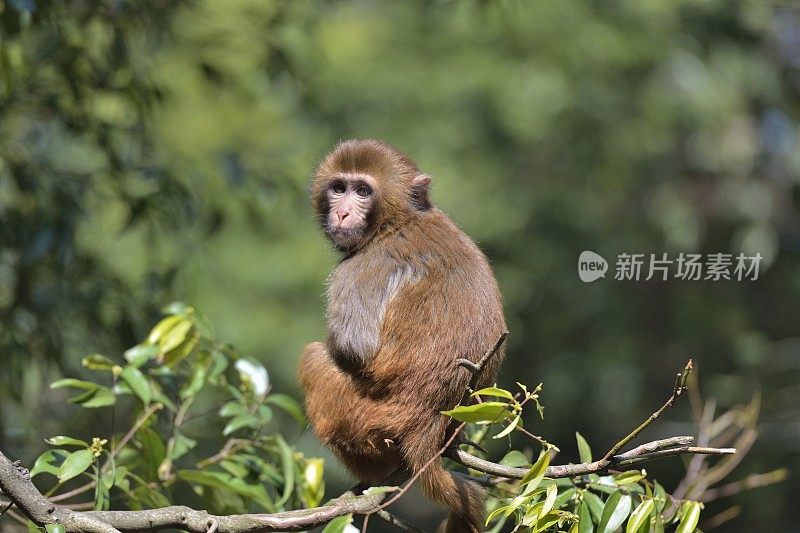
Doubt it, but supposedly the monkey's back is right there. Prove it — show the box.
[352,208,507,416]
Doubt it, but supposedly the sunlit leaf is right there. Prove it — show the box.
[676,502,702,533]
[223,414,260,435]
[30,449,70,478]
[493,413,520,439]
[576,432,592,463]
[169,432,197,461]
[147,314,184,344]
[441,402,511,423]
[500,450,530,467]
[597,491,632,533]
[265,393,306,425]
[321,514,354,533]
[584,491,604,523]
[120,366,151,405]
[626,499,655,533]
[520,448,551,486]
[578,501,594,533]
[82,354,116,371]
[472,386,515,400]
[59,449,94,483]
[45,436,88,447]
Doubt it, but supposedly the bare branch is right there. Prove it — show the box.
[446,441,734,480]
[600,360,693,463]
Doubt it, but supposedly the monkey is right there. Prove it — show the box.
[298,139,506,532]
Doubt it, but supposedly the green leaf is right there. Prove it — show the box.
[178,469,235,490]
[676,502,702,533]
[169,432,198,461]
[500,450,530,467]
[321,514,354,533]
[120,366,151,405]
[520,448,551,486]
[52,379,115,407]
[472,386,515,400]
[45,436,89,447]
[162,302,191,315]
[441,402,510,423]
[653,481,667,513]
[147,314,184,344]
[219,401,248,418]
[493,413,520,439]
[163,334,198,367]
[486,504,515,525]
[541,484,558,515]
[535,512,561,532]
[626,499,655,533]
[652,512,665,533]
[124,344,159,367]
[51,378,98,391]
[58,449,94,483]
[576,432,592,463]
[101,463,116,490]
[180,363,208,400]
[160,318,193,354]
[30,449,70,478]
[82,354,116,371]
[223,413,261,435]
[45,525,66,533]
[273,435,295,508]
[578,501,594,533]
[615,470,645,485]
[78,386,116,408]
[555,487,577,508]
[597,491,633,533]
[584,492,604,523]
[95,469,110,511]
[265,393,307,425]
[137,426,166,481]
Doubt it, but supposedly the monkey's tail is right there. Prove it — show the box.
[404,424,485,533]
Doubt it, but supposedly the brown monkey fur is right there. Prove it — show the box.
[298,139,506,532]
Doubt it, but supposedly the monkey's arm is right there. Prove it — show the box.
[298,342,403,483]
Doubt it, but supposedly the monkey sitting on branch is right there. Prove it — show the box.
[298,139,506,532]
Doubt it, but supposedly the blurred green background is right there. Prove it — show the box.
[1,0,798,530]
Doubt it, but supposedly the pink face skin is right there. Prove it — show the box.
[324,174,377,251]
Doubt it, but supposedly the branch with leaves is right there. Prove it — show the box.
[0,309,782,533]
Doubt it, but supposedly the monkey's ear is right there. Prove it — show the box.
[410,174,432,211]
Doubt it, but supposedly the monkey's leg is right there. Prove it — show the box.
[298,342,403,484]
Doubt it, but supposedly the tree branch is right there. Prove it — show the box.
[0,352,738,533]
[445,440,735,479]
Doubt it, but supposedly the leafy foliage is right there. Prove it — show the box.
[0,0,797,530]
[28,305,322,517]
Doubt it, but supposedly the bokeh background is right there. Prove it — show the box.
[1,0,799,530]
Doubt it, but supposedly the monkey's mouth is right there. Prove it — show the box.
[325,226,366,251]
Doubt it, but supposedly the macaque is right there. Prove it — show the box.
[298,139,506,532]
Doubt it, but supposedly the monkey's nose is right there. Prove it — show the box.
[336,210,349,223]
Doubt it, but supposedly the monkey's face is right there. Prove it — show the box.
[322,174,378,252]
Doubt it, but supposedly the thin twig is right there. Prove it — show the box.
[600,360,692,463]
[375,509,425,532]
[0,499,13,516]
[447,441,734,480]
[370,422,468,514]
[458,331,508,404]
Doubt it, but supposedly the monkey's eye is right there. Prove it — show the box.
[330,181,346,195]
[355,185,372,198]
